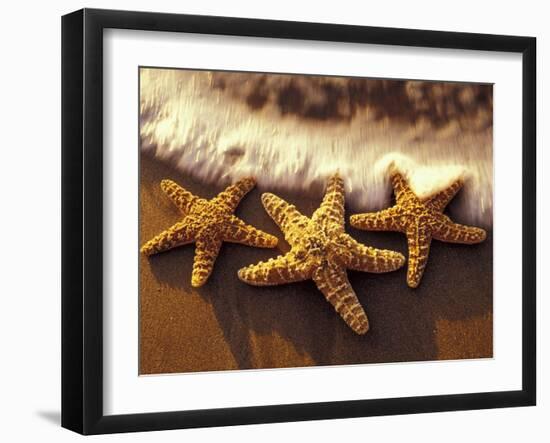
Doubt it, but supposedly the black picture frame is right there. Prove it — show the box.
[61,8,536,435]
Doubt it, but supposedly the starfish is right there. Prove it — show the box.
[238,174,405,335]
[350,166,487,288]
[141,177,278,287]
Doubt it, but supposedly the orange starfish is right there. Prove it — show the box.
[350,167,486,288]
[238,174,405,334]
[141,178,278,287]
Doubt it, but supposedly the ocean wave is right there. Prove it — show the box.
[140,68,493,227]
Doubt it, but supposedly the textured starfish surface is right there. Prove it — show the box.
[141,178,278,287]
[238,174,405,335]
[350,167,487,288]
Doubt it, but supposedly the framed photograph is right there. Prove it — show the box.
[61,8,536,434]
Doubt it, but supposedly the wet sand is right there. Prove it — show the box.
[139,154,493,375]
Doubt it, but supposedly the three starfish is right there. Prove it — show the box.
[237,174,405,335]
[141,177,278,287]
[350,166,486,288]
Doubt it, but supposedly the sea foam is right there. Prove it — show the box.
[140,68,493,227]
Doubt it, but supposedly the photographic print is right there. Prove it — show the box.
[139,67,493,375]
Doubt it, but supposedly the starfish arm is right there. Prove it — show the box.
[350,206,404,232]
[432,216,487,244]
[160,179,200,213]
[140,221,195,256]
[261,193,309,246]
[389,169,417,204]
[191,235,223,287]
[238,252,313,286]
[336,233,405,273]
[405,225,432,288]
[312,174,346,228]
[312,263,369,335]
[423,179,463,213]
[222,216,278,248]
[211,177,256,213]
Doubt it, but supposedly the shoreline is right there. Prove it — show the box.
[139,154,493,375]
